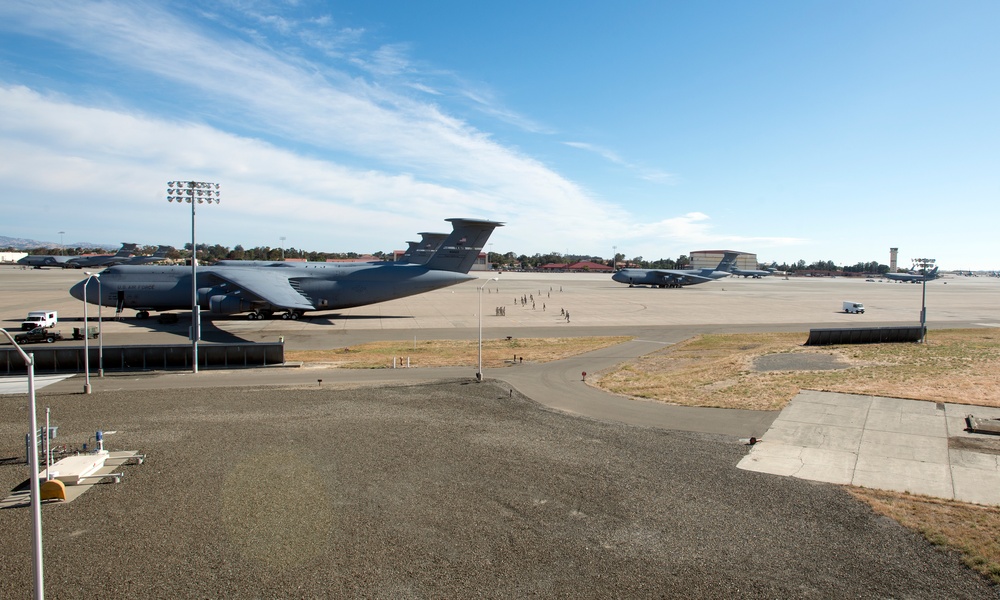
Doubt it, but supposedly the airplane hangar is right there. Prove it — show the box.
[690,250,758,270]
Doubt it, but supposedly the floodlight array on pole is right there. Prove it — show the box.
[0,329,43,599]
[167,181,221,373]
[477,276,500,381]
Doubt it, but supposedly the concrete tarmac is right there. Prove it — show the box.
[4,266,1000,505]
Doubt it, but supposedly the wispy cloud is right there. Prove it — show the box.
[563,140,675,184]
[0,1,787,261]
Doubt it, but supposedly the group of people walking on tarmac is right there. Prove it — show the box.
[489,286,569,321]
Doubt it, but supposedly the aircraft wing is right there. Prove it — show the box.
[651,270,714,285]
[208,268,315,311]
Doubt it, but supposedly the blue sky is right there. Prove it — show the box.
[0,1,997,268]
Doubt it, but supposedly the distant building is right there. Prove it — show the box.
[539,261,612,272]
[0,252,28,263]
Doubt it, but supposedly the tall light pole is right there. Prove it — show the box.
[97,275,103,377]
[82,272,100,394]
[613,245,617,270]
[167,181,221,373]
[477,276,500,381]
[0,329,43,599]
[84,272,103,377]
[914,258,935,343]
[58,231,65,254]
[280,236,286,261]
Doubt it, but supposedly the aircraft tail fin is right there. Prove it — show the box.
[114,243,138,257]
[399,232,448,265]
[423,219,504,273]
[714,252,740,273]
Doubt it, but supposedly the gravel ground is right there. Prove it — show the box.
[0,380,996,599]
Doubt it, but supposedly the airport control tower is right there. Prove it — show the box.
[890,247,898,271]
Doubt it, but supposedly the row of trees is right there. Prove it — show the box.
[8,244,386,263]
[6,245,892,274]
[487,252,892,275]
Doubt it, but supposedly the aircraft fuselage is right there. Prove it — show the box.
[69,264,474,315]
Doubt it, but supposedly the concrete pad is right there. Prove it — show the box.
[952,464,1000,506]
[858,429,950,464]
[0,451,143,508]
[852,454,955,499]
[738,391,1000,506]
[0,374,74,395]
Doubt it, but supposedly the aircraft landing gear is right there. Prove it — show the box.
[281,310,302,320]
[136,310,150,319]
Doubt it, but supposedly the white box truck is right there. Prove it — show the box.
[843,301,864,314]
[21,310,58,330]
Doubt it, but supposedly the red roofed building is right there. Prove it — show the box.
[539,261,612,272]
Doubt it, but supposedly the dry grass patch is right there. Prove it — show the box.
[849,488,1000,584]
[594,329,1000,411]
[592,328,1000,587]
[286,336,632,369]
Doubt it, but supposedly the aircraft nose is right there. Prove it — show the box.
[69,278,99,303]
[69,279,85,301]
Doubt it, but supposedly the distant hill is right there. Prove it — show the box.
[0,236,118,251]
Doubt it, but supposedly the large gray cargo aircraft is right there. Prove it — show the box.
[70,218,502,320]
[17,254,75,268]
[729,264,775,278]
[66,243,138,268]
[122,245,172,265]
[611,252,739,288]
[884,266,940,283]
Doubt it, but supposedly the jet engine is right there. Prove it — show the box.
[208,294,253,315]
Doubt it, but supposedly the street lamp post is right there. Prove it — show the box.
[81,272,99,394]
[0,329,43,599]
[167,181,221,373]
[477,276,500,381]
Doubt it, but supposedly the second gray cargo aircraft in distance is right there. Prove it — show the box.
[70,218,502,320]
[612,252,740,288]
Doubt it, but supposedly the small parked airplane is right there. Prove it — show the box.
[612,252,740,288]
[70,218,502,320]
